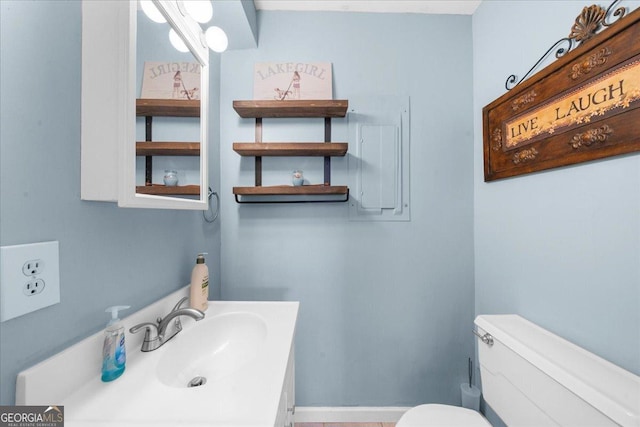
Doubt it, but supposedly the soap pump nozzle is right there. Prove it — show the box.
[105,305,130,326]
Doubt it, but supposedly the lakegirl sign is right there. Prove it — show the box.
[140,61,201,100]
[253,62,333,100]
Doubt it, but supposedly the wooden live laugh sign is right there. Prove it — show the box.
[483,3,640,181]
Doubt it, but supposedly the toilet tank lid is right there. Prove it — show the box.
[475,314,640,427]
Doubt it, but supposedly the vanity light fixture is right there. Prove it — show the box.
[141,0,228,53]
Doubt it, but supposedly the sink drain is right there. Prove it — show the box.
[188,376,207,388]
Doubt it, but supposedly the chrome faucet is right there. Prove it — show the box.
[129,297,205,352]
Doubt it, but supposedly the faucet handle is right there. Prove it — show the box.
[130,322,160,352]
[130,322,159,337]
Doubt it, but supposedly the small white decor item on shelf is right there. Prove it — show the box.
[163,170,178,186]
[292,170,304,186]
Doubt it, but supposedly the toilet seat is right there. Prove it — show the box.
[396,404,491,427]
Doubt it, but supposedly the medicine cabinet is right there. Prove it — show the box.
[81,0,209,210]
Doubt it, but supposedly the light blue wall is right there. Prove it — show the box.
[3,0,634,413]
[220,11,475,406]
[472,1,640,422]
[0,1,221,404]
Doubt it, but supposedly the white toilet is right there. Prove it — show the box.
[397,403,490,426]
[397,314,640,426]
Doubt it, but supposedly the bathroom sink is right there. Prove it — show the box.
[17,297,299,426]
[156,311,268,388]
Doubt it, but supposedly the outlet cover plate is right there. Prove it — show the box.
[0,241,60,322]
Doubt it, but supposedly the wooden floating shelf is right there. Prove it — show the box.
[233,185,349,196]
[232,99,350,203]
[136,142,200,156]
[136,99,200,117]
[233,100,348,118]
[233,142,348,157]
[136,185,200,196]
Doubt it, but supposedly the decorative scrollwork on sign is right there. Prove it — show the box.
[569,125,613,148]
[512,147,538,164]
[570,47,612,79]
[511,89,538,111]
[569,5,607,42]
[505,38,573,90]
[602,0,628,26]
[492,128,502,151]
[505,0,627,90]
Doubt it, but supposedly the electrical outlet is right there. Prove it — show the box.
[0,241,60,322]
[23,259,45,276]
[23,278,46,296]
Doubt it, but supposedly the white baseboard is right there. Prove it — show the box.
[294,407,411,423]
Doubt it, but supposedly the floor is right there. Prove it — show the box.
[296,424,396,427]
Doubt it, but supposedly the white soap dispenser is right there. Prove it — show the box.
[190,253,209,311]
[101,305,129,382]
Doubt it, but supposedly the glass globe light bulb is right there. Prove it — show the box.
[183,0,213,24]
[205,26,228,53]
[140,0,167,23]
[169,28,190,53]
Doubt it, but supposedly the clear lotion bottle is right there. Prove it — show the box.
[190,253,209,311]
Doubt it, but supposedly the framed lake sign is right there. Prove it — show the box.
[253,62,333,100]
[140,61,201,100]
[482,4,640,181]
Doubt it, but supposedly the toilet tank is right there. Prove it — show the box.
[475,315,639,426]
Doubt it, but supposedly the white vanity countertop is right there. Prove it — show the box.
[16,290,299,427]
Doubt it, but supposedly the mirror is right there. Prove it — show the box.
[119,0,209,209]
[81,0,208,210]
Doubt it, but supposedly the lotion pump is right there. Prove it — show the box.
[190,253,209,311]
[101,305,129,382]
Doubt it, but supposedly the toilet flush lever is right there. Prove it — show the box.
[473,329,494,346]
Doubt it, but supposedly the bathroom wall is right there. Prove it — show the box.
[220,11,475,405]
[472,0,640,422]
[0,1,221,404]
[6,0,633,414]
